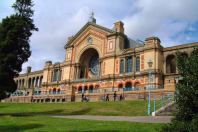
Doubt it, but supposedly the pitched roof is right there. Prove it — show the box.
[124,37,144,49]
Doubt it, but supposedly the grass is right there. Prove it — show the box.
[0,100,154,116]
[0,115,164,132]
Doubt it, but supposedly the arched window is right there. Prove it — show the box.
[89,85,93,93]
[125,82,132,91]
[84,86,88,93]
[32,78,35,88]
[126,56,133,72]
[118,83,123,88]
[166,55,176,74]
[118,83,123,92]
[57,89,60,94]
[120,59,124,73]
[28,78,31,89]
[53,88,56,94]
[19,80,21,89]
[134,82,140,91]
[136,57,140,72]
[78,86,82,93]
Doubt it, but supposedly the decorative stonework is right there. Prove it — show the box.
[103,62,106,74]
[116,59,119,73]
[141,55,144,70]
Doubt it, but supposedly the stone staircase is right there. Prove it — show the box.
[152,102,177,116]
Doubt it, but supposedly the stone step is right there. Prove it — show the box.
[154,102,177,116]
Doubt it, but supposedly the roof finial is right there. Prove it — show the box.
[88,11,96,23]
[90,11,94,18]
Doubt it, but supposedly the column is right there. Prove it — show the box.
[74,66,77,79]
[31,78,34,88]
[76,66,80,79]
[37,77,40,87]
[56,70,59,81]
[133,56,136,73]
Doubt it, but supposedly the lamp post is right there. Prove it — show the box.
[147,59,153,116]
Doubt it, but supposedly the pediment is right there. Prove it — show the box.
[64,22,115,49]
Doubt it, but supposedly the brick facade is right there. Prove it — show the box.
[3,19,198,103]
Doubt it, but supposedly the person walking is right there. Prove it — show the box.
[81,93,84,102]
[119,94,123,101]
[113,91,117,101]
[106,94,109,101]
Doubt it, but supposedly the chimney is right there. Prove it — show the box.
[145,37,161,45]
[113,21,124,33]
[26,66,31,73]
[45,61,52,67]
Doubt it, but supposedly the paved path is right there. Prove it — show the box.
[0,113,172,123]
[53,115,173,123]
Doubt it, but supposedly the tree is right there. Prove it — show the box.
[0,0,38,100]
[160,47,198,132]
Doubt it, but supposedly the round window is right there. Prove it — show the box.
[88,37,92,44]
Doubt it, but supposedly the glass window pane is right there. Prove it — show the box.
[126,56,133,72]
[120,59,124,73]
[136,57,140,72]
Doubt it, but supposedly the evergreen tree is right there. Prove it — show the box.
[160,47,198,132]
[0,0,38,100]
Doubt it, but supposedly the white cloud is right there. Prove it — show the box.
[1,0,198,73]
[123,0,198,46]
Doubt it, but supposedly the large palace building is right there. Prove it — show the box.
[3,14,198,103]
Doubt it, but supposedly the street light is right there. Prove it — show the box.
[147,59,153,116]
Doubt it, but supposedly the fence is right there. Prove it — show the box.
[123,87,140,91]
[33,91,66,95]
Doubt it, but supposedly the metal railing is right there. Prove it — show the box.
[78,89,102,94]
[144,85,164,90]
[123,87,140,91]
[33,91,66,95]
[104,88,120,92]
[153,93,173,112]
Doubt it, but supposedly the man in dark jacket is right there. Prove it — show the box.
[113,91,117,101]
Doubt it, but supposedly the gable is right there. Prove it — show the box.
[64,22,115,49]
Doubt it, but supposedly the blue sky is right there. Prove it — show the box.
[1,0,198,73]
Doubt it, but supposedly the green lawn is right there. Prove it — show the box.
[0,115,164,132]
[0,100,153,116]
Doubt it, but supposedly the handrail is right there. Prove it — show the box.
[153,93,173,112]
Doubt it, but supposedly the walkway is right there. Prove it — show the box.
[0,113,172,123]
[53,115,172,123]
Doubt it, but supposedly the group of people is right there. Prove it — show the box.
[81,91,124,102]
[81,93,89,102]
[105,91,124,101]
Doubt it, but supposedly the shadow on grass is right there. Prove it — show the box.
[0,105,8,109]
[69,108,92,115]
[69,130,121,132]
[0,108,92,116]
[0,123,44,132]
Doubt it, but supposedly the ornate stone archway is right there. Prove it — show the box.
[77,47,101,79]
